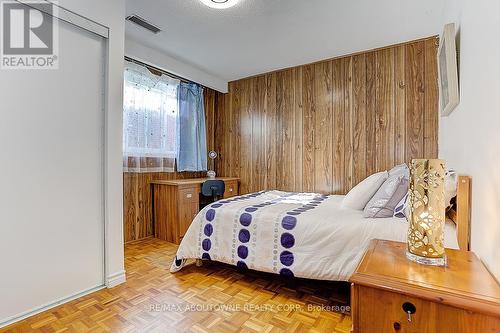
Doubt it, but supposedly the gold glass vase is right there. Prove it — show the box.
[406,159,447,266]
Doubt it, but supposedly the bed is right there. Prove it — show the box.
[170,176,471,281]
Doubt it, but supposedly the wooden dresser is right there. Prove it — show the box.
[151,177,239,244]
[350,239,500,333]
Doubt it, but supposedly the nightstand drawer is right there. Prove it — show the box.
[354,285,499,333]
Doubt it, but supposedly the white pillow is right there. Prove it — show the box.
[342,171,389,210]
[388,163,409,179]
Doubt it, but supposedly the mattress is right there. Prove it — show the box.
[171,190,459,281]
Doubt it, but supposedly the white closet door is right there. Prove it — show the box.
[0,19,106,321]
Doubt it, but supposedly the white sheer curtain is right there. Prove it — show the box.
[123,61,180,172]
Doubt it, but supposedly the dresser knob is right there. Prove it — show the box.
[393,322,401,330]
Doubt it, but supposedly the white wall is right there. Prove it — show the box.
[57,0,126,288]
[440,0,500,280]
[125,39,228,93]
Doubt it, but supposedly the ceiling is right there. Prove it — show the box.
[125,0,446,82]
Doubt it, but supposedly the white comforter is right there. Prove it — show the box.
[171,190,459,281]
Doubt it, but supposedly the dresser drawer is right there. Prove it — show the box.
[353,285,500,333]
[177,187,199,240]
[224,181,238,198]
[179,187,199,204]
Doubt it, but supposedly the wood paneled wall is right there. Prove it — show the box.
[123,89,217,243]
[124,37,439,242]
[214,37,439,195]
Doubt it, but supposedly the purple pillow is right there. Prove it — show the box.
[393,193,409,219]
[363,176,409,218]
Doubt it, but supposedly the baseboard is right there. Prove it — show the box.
[106,270,126,288]
[0,284,105,329]
[0,271,127,328]
[124,236,153,244]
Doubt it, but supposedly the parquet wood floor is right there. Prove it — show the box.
[1,238,352,333]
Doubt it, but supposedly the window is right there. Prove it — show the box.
[123,61,180,172]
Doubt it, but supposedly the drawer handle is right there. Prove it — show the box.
[230,188,233,192]
[186,194,192,198]
[393,322,401,331]
[402,302,416,322]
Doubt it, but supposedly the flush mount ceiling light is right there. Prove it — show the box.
[199,0,239,9]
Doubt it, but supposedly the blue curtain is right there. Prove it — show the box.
[177,82,208,172]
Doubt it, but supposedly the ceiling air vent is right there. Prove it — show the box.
[126,15,161,34]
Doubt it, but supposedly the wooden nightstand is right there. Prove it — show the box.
[350,239,500,333]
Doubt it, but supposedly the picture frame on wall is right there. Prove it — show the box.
[438,23,460,116]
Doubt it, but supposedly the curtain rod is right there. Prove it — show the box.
[124,56,206,89]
